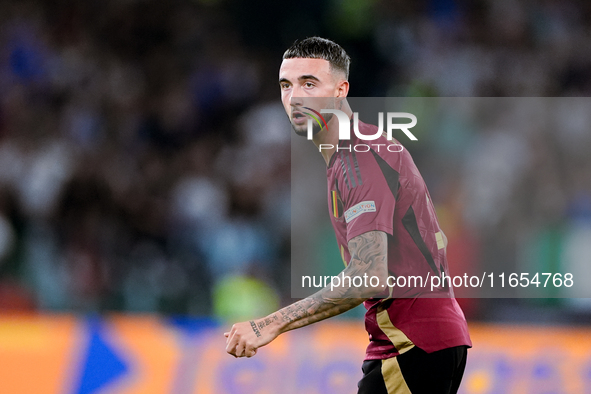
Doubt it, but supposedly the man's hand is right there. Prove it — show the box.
[224,318,279,358]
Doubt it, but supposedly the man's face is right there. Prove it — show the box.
[279,58,344,136]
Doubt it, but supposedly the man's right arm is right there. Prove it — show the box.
[225,230,388,358]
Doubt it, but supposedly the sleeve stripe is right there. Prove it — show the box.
[343,152,357,188]
[351,149,363,186]
[339,155,351,189]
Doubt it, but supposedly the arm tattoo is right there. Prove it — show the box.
[272,231,388,333]
[250,320,261,337]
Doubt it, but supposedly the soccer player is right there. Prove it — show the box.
[225,37,472,393]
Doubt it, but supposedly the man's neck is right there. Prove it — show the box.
[311,102,353,166]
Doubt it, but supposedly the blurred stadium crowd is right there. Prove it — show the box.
[0,0,590,322]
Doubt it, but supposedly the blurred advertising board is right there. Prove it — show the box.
[1,315,590,394]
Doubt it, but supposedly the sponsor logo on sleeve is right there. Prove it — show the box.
[344,201,376,223]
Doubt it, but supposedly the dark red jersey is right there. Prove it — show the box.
[326,120,472,360]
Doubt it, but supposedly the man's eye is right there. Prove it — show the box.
[281,83,291,89]
[304,82,315,88]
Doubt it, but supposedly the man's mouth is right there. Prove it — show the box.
[292,111,306,124]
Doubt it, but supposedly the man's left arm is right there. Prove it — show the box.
[225,230,388,358]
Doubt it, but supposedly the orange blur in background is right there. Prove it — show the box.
[1,315,591,394]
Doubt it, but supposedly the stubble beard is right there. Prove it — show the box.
[289,106,335,138]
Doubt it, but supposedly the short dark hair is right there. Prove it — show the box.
[283,37,350,79]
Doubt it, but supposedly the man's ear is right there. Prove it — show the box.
[336,79,349,98]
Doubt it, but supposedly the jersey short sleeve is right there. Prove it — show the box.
[341,149,398,243]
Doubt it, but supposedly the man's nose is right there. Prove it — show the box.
[291,95,303,107]
[290,84,305,105]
